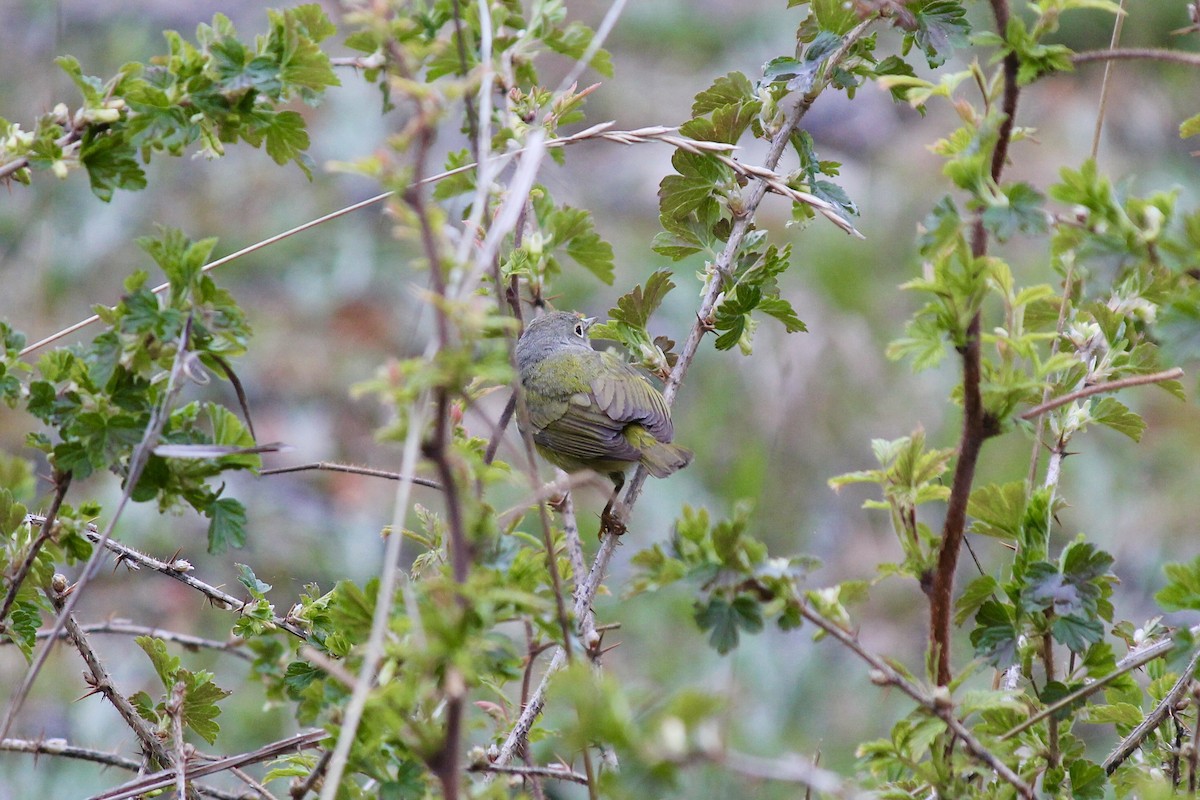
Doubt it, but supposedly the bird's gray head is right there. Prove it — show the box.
[516,311,595,373]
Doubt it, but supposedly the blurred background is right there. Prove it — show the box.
[1,1,1200,796]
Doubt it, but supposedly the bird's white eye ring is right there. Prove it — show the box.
[574,322,586,337]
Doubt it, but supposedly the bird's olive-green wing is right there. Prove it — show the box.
[533,396,642,463]
[522,352,642,463]
[590,350,674,442]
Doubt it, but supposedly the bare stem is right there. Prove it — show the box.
[1020,368,1184,420]
[47,576,174,770]
[259,461,441,488]
[90,730,326,800]
[1072,47,1200,68]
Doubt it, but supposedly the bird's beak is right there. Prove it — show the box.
[582,317,596,330]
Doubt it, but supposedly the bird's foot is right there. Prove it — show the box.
[599,503,627,539]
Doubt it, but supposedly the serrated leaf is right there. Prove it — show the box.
[692,72,753,116]
[756,296,807,333]
[206,496,247,553]
[968,481,1026,539]
[1090,396,1145,441]
[1052,614,1104,652]
[180,670,231,744]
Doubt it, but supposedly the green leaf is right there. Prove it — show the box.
[1089,396,1145,441]
[180,669,231,744]
[1068,758,1106,800]
[694,596,762,654]
[544,206,615,284]
[692,72,753,116]
[205,496,247,553]
[1052,614,1105,653]
[955,575,999,626]
[908,1,970,68]
[968,481,1026,539]
[136,636,182,690]
[1157,556,1200,611]
[543,22,613,78]
[812,0,859,34]
[756,297,807,333]
[1181,113,1200,139]
[981,182,1047,241]
[235,563,272,596]
[970,599,1017,666]
[80,133,147,201]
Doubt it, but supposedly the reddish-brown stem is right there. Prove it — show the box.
[929,0,1021,687]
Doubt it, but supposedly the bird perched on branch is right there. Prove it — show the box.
[515,311,692,535]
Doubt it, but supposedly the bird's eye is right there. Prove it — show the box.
[574,322,586,338]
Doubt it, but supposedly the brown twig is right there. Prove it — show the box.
[19,619,253,661]
[259,460,441,489]
[46,576,175,770]
[0,737,248,800]
[469,761,589,784]
[1103,646,1200,774]
[1019,368,1184,420]
[89,729,327,800]
[22,515,306,638]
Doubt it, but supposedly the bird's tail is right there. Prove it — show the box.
[639,440,693,479]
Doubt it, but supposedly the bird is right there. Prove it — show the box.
[515,310,692,535]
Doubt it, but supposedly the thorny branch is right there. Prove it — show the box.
[23,514,307,638]
[89,729,327,800]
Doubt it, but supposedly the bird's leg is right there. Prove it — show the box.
[599,471,627,538]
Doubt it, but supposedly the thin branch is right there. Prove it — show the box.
[0,117,82,182]
[89,729,327,800]
[469,761,589,784]
[46,576,175,769]
[1002,632,1195,743]
[1089,0,1128,160]
[1019,368,1184,420]
[0,469,72,623]
[22,515,307,638]
[318,396,428,800]
[797,602,1035,799]
[0,738,249,800]
[1072,47,1200,68]
[1103,646,1200,774]
[20,192,394,357]
[259,461,441,489]
[1,318,195,740]
[14,124,801,360]
[20,619,253,662]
